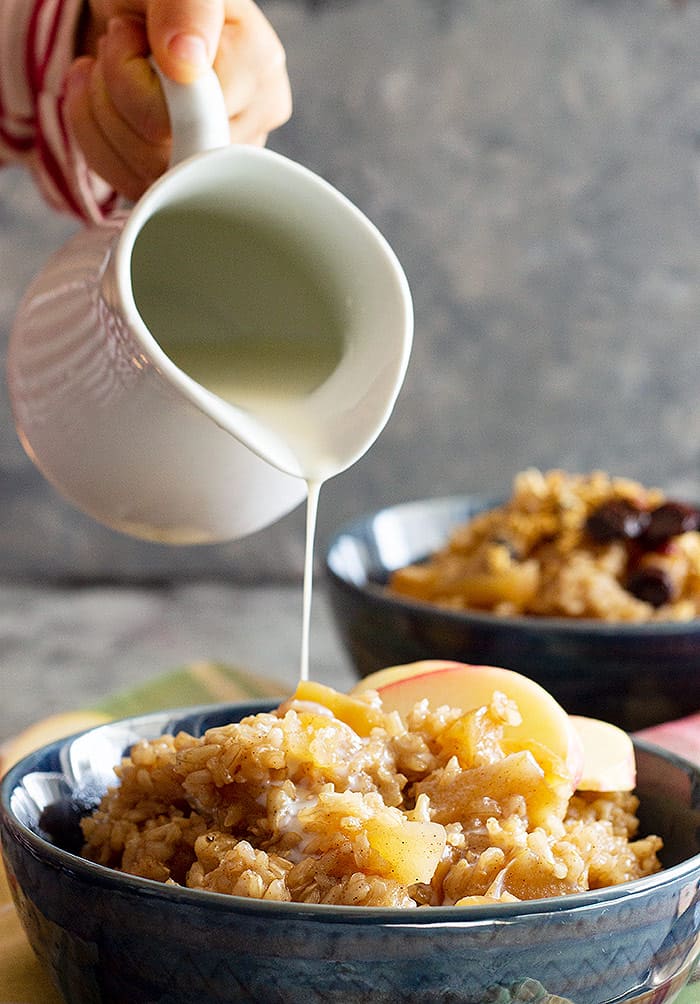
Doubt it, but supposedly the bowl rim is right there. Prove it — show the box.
[2,701,700,925]
[325,493,700,635]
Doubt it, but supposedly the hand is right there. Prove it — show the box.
[65,0,291,202]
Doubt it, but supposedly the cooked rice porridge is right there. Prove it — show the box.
[81,682,662,907]
[388,469,700,621]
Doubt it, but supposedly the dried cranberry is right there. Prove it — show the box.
[626,566,673,607]
[643,502,700,546]
[585,500,650,544]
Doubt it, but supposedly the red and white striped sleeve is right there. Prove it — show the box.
[0,0,117,221]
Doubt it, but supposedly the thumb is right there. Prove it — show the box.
[147,0,225,84]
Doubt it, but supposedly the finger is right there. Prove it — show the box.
[214,4,291,131]
[213,16,280,107]
[226,90,281,145]
[147,0,225,83]
[228,119,268,147]
[88,44,170,187]
[99,16,170,144]
[80,0,147,53]
[65,58,149,201]
[224,68,290,145]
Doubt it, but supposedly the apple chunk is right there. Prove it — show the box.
[364,816,446,885]
[569,715,636,792]
[352,660,583,791]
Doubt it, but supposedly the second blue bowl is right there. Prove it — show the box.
[325,495,700,731]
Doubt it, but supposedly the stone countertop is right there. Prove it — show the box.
[0,582,354,744]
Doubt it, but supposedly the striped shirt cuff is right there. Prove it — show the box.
[0,0,117,221]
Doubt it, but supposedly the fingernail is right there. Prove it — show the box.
[167,32,210,72]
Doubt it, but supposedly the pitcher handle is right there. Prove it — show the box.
[150,59,230,167]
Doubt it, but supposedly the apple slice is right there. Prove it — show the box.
[569,715,636,792]
[290,679,389,737]
[352,660,584,791]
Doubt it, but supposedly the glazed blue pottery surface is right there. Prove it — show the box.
[1,702,699,1004]
[325,495,700,732]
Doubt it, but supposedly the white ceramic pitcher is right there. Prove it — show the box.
[7,68,413,544]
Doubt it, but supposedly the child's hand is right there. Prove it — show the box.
[65,0,291,203]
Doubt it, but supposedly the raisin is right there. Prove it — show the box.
[643,502,700,546]
[585,499,650,543]
[626,566,673,607]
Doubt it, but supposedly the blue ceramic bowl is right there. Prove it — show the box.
[2,702,700,1004]
[325,495,700,732]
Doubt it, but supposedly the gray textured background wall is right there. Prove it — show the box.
[2,0,699,583]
